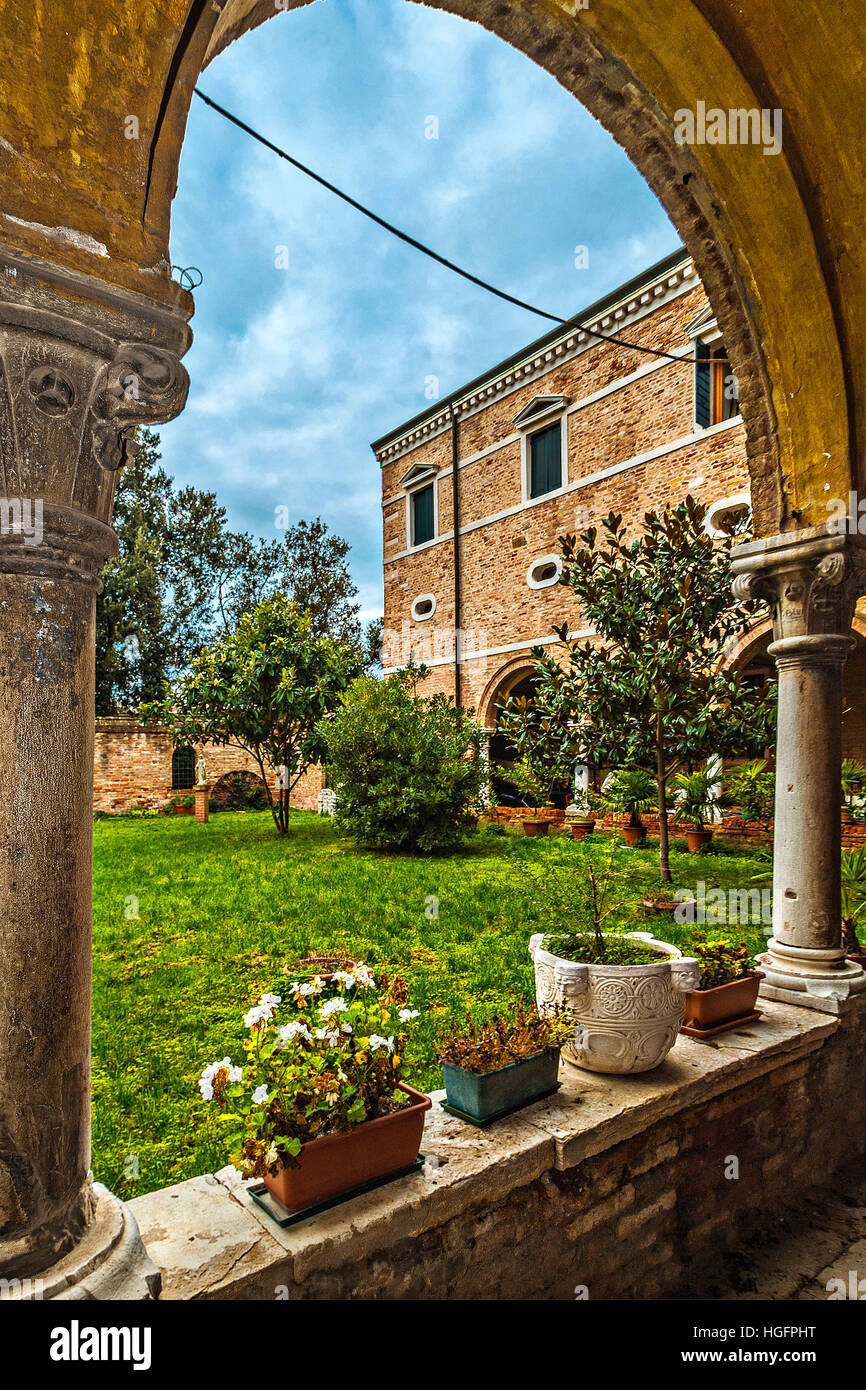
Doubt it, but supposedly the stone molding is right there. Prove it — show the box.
[731,525,866,642]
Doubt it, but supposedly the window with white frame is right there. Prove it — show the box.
[399,462,438,548]
[513,395,569,501]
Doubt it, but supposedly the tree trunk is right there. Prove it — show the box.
[656,715,672,884]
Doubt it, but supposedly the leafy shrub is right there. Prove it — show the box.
[690,938,753,989]
[322,665,485,852]
[210,770,269,813]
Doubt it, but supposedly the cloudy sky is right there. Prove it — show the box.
[161,0,678,624]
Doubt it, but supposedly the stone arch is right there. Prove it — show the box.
[478,656,540,732]
[2,2,863,532]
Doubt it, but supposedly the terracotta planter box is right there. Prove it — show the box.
[622,823,647,847]
[685,828,713,853]
[847,951,866,971]
[263,1083,431,1213]
[522,819,550,837]
[683,971,764,1031]
[569,819,596,841]
[174,805,194,816]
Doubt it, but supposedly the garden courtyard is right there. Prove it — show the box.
[93,809,772,1201]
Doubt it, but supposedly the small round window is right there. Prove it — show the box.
[705,492,751,539]
[526,555,562,590]
[411,593,436,621]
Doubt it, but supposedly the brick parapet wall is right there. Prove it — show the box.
[93,717,323,814]
[131,998,866,1300]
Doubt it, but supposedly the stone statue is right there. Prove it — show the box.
[195,753,207,786]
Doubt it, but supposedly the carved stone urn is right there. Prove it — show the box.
[529,932,700,1074]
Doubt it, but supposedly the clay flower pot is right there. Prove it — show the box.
[569,819,596,841]
[529,932,699,1075]
[441,1048,561,1125]
[682,971,764,1033]
[685,827,714,853]
[622,822,647,847]
[522,818,550,837]
[263,1083,431,1213]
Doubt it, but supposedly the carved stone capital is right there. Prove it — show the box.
[0,244,191,576]
[731,526,866,645]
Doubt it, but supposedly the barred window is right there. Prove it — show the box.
[171,745,196,790]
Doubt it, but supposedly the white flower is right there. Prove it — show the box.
[296,977,325,997]
[313,1026,340,1045]
[259,992,281,1010]
[198,1057,238,1100]
[341,1022,353,1034]
[332,970,354,988]
[319,996,348,1017]
[349,963,376,989]
[228,1065,243,1083]
[398,1009,420,1022]
[252,1085,270,1106]
[266,1142,279,1166]
[368,1034,395,1053]
[198,1076,214,1101]
[277,1020,310,1044]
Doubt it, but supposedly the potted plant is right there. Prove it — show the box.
[172,794,195,816]
[500,756,556,836]
[841,759,866,825]
[527,836,699,1073]
[436,1002,573,1125]
[599,765,656,846]
[723,758,775,829]
[565,785,598,840]
[841,845,866,969]
[199,962,430,1213]
[680,939,763,1036]
[672,768,722,852]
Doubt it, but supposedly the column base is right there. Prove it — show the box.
[1,1184,161,1301]
[758,941,866,1014]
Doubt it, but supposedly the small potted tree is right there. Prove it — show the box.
[600,765,656,846]
[200,963,430,1213]
[680,939,763,1036]
[672,768,722,852]
[436,1002,573,1125]
[723,759,775,830]
[500,756,557,836]
[564,784,598,840]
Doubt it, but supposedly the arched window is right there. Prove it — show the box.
[171,745,196,790]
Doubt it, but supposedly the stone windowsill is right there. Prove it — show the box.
[130,998,844,1299]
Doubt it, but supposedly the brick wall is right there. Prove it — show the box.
[93,717,323,814]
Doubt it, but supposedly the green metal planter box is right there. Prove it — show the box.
[441,1048,561,1125]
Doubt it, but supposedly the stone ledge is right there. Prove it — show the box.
[129,998,854,1300]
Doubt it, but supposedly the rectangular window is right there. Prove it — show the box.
[411,483,435,546]
[696,340,739,427]
[529,422,562,498]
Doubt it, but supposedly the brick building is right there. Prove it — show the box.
[374,247,866,770]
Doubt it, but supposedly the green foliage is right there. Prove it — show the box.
[690,938,753,990]
[724,759,776,826]
[323,664,485,852]
[672,769,724,830]
[841,845,866,953]
[841,759,866,810]
[201,964,418,1176]
[498,497,775,883]
[96,431,380,714]
[143,596,361,834]
[435,1001,572,1074]
[541,931,666,966]
[599,765,657,826]
[495,755,556,813]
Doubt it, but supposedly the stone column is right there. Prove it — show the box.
[0,247,190,1294]
[732,526,866,1011]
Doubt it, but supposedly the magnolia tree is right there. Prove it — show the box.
[498,497,775,882]
[143,595,361,835]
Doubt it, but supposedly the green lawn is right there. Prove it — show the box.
[92,811,771,1199]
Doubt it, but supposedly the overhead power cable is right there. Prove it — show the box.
[193,87,709,367]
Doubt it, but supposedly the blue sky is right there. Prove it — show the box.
[161,0,679,623]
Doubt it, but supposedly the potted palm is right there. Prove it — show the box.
[600,765,656,846]
[527,836,699,1073]
[436,1002,572,1125]
[199,963,430,1213]
[841,759,866,825]
[723,758,775,829]
[672,768,722,852]
[680,939,763,1036]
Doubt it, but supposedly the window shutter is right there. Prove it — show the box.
[412,484,435,545]
[695,340,711,427]
[529,422,562,498]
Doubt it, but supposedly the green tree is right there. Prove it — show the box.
[323,664,485,852]
[499,497,775,882]
[143,596,361,834]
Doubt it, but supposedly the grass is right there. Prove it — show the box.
[91,812,771,1199]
